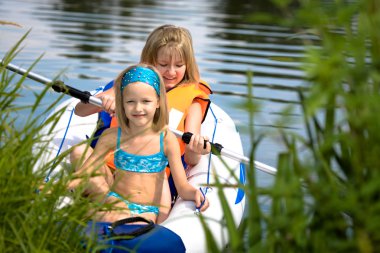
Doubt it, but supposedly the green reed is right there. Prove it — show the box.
[203,0,380,252]
[255,0,378,252]
[0,35,101,252]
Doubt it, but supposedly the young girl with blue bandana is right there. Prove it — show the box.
[68,64,209,223]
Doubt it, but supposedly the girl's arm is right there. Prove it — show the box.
[75,87,115,117]
[67,129,114,194]
[183,101,211,166]
[165,131,209,211]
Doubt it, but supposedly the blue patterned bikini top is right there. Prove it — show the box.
[114,128,168,173]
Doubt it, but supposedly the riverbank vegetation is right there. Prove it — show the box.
[217,0,380,252]
[0,35,102,252]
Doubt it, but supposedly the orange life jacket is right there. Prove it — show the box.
[166,80,211,154]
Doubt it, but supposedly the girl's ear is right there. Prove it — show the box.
[156,98,160,108]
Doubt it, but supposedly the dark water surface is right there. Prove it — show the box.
[0,0,307,192]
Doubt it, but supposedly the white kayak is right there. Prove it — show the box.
[35,89,246,252]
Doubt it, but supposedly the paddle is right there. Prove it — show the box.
[171,129,277,175]
[3,61,103,107]
[2,61,277,175]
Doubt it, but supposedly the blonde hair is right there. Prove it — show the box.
[114,63,168,133]
[140,24,200,86]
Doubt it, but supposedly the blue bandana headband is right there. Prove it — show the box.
[121,66,160,95]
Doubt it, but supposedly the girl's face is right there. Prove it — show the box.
[155,47,186,90]
[122,82,159,129]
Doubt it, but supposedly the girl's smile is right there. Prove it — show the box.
[131,113,147,119]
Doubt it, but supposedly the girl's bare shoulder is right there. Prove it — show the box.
[163,129,180,153]
[163,129,176,141]
[97,127,118,147]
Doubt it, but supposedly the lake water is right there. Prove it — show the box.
[0,0,306,191]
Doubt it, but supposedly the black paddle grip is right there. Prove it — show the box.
[51,80,91,103]
[181,132,223,153]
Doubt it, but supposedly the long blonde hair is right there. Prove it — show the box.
[114,63,168,133]
[140,24,200,86]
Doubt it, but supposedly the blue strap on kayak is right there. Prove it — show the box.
[207,104,218,185]
[192,104,218,212]
[235,163,246,204]
[195,104,218,207]
[195,187,206,213]
[44,107,75,183]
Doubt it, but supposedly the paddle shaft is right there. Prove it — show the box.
[3,62,102,107]
[3,61,277,175]
[171,129,277,175]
